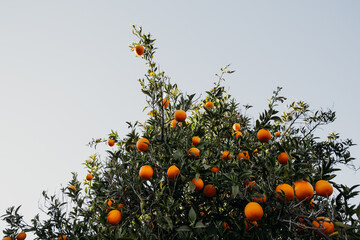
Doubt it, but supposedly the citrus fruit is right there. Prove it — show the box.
[191,178,204,191]
[167,165,180,179]
[139,165,154,180]
[107,209,122,225]
[174,110,187,122]
[136,138,150,152]
[315,180,333,197]
[294,180,314,201]
[275,183,294,201]
[203,184,216,197]
[134,45,145,56]
[312,217,334,235]
[244,202,264,221]
[257,129,271,142]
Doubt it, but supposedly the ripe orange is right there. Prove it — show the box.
[234,130,243,139]
[3,237,11,240]
[244,202,263,221]
[278,152,290,164]
[167,165,180,179]
[136,138,150,152]
[294,181,314,201]
[252,194,267,202]
[69,185,75,190]
[200,211,205,217]
[221,151,231,160]
[107,209,122,225]
[57,235,67,240]
[86,174,93,181]
[139,165,154,180]
[134,45,145,56]
[162,98,170,108]
[253,149,258,154]
[244,220,258,231]
[108,139,115,147]
[245,180,256,191]
[205,101,214,110]
[188,147,200,159]
[223,222,231,230]
[257,129,271,142]
[210,166,219,173]
[233,123,241,131]
[174,110,187,122]
[192,136,200,146]
[275,132,281,137]
[191,178,204,191]
[117,203,124,209]
[312,217,334,235]
[203,184,216,197]
[315,180,333,197]
[237,151,250,160]
[275,183,294,201]
[16,232,26,240]
[106,198,115,208]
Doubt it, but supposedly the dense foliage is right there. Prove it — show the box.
[2,26,360,240]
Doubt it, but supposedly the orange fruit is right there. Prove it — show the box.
[174,110,187,122]
[245,220,258,231]
[257,129,271,142]
[246,180,256,191]
[192,136,200,146]
[117,203,124,209]
[203,184,216,197]
[188,147,200,159]
[108,139,115,147]
[237,151,250,160]
[107,209,122,225]
[191,178,204,191]
[275,132,281,137]
[234,131,243,139]
[167,165,180,179]
[315,180,333,197]
[205,101,214,110]
[200,211,205,217]
[233,123,241,131]
[275,183,294,201]
[253,149,258,154]
[244,202,263,221]
[134,45,145,56]
[252,194,267,202]
[106,198,115,208]
[162,98,170,108]
[221,151,231,160]
[210,166,219,173]
[69,185,75,190]
[277,152,290,164]
[294,181,314,201]
[3,237,11,240]
[136,138,150,152]
[312,217,334,235]
[308,199,315,209]
[86,174,93,181]
[223,222,231,230]
[16,232,26,240]
[139,165,153,180]
[57,235,67,240]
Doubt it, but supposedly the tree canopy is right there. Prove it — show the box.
[2,26,360,240]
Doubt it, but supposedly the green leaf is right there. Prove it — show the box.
[176,225,191,232]
[189,207,196,225]
[195,221,206,228]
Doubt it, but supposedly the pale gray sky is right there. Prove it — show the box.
[1,0,359,235]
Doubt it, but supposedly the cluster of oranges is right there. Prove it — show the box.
[85,44,336,236]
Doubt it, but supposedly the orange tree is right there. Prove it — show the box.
[2,26,360,240]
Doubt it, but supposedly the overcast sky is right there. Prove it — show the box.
[1,0,359,236]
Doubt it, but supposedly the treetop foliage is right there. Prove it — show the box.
[2,26,360,240]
